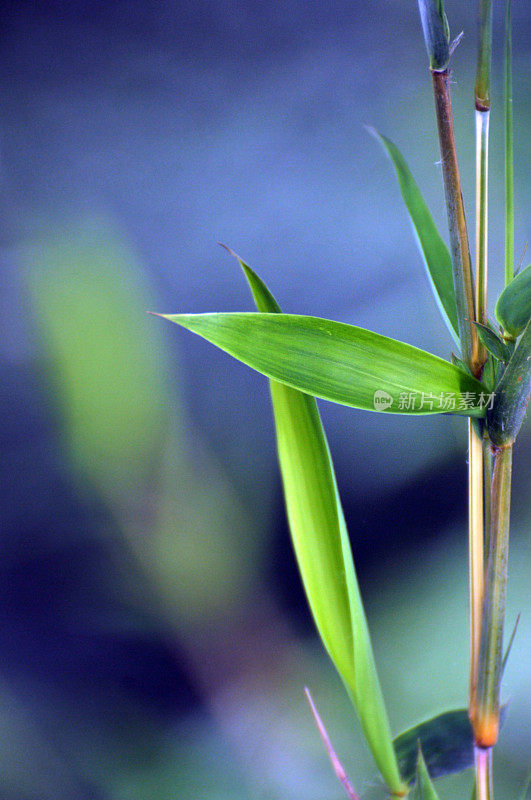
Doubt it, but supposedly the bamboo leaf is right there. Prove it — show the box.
[228,251,406,794]
[369,128,459,344]
[158,313,486,418]
[411,747,441,800]
[495,264,531,338]
[472,322,512,363]
[394,708,473,783]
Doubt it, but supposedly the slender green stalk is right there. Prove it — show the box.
[482,433,493,555]
[474,445,512,748]
[431,70,479,373]
[504,0,514,286]
[468,423,484,721]
[474,746,494,800]
[471,10,493,795]
[475,0,493,111]
[475,108,489,341]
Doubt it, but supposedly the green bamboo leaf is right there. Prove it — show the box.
[369,128,459,344]
[394,708,473,783]
[411,747,441,800]
[495,264,531,338]
[158,313,486,418]
[226,251,406,795]
[472,322,512,363]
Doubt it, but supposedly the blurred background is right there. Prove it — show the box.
[1,1,529,798]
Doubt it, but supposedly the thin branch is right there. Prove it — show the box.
[304,688,361,800]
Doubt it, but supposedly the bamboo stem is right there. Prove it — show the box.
[504,0,514,286]
[468,422,484,724]
[430,70,479,373]
[475,0,493,112]
[483,432,493,556]
[475,108,489,352]
[474,445,512,748]
[475,746,494,800]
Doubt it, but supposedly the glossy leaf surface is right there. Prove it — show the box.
[160,313,486,417]
[370,128,459,344]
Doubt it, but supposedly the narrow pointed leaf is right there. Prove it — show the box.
[495,264,531,337]
[472,322,512,363]
[411,747,441,800]
[231,253,405,794]
[160,313,486,418]
[370,128,459,344]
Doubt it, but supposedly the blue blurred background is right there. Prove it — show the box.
[1,2,529,798]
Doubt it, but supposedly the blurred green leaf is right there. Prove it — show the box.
[231,253,405,795]
[23,218,172,508]
[495,264,531,337]
[472,322,512,363]
[22,218,256,625]
[369,128,459,344]
[411,747,441,799]
[159,313,486,417]
[394,708,474,783]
